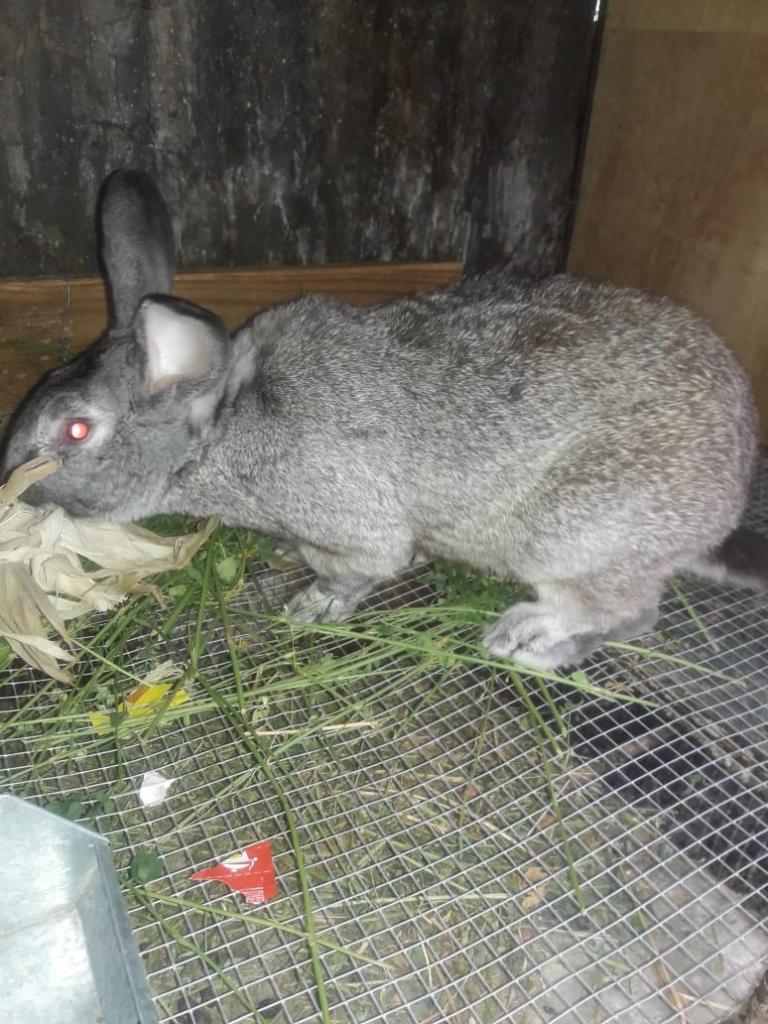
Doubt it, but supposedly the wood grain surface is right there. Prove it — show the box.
[569,0,768,437]
[0,262,462,410]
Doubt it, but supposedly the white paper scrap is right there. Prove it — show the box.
[139,770,174,807]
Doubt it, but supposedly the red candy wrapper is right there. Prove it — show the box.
[190,841,277,904]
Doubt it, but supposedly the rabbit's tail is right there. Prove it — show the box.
[689,527,768,591]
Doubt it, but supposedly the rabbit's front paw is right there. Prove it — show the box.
[286,581,359,624]
[482,602,599,671]
[272,543,304,567]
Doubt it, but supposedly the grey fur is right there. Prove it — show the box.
[691,527,768,592]
[2,170,765,670]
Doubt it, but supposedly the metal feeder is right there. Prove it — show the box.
[0,794,157,1024]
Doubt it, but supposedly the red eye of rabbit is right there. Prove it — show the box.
[62,419,91,443]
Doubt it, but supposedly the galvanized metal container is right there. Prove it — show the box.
[0,794,158,1024]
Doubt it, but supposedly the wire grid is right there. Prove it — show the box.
[2,464,768,1023]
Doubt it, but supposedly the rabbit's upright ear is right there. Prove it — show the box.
[135,296,230,400]
[98,169,176,328]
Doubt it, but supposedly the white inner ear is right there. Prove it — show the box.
[140,302,215,393]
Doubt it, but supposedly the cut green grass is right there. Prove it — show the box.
[0,520,742,1022]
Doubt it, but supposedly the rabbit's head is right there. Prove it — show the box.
[1,171,237,521]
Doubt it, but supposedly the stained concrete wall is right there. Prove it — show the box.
[0,0,597,277]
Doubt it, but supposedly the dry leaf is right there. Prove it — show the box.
[521,890,543,912]
[90,683,189,734]
[523,865,549,885]
[0,457,215,682]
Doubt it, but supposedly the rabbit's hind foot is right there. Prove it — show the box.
[482,594,659,671]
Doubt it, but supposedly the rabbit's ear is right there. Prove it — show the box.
[98,170,176,328]
[135,296,229,396]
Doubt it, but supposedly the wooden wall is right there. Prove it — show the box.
[0,263,461,410]
[0,0,596,277]
[569,0,768,436]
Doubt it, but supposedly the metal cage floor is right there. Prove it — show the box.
[2,458,768,1024]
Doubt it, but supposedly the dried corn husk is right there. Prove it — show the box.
[0,456,215,682]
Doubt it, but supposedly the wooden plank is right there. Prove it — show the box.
[0,338,63,414]
[0,262,462,409]
[569,1,768,438]
[608,0,768,35]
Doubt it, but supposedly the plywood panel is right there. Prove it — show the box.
[0,262,462,410]
[609,0,768,34]
[569,0,768,437]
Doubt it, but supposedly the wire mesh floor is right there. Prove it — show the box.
[2,459,768,1023]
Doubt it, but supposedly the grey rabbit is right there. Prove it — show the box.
[719,965,768,1024]
[3,169,768,670]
